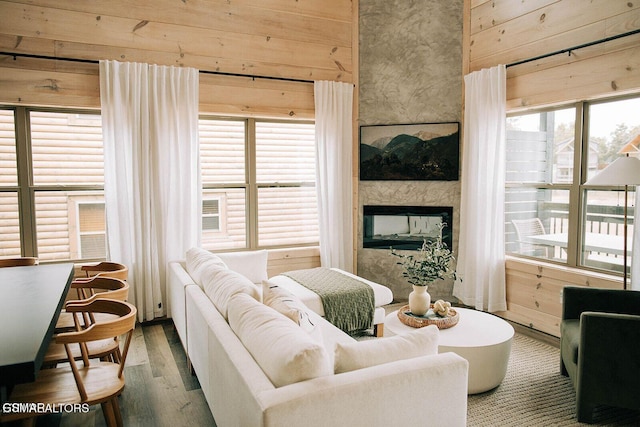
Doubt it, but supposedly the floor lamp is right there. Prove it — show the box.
[584,154,640,289]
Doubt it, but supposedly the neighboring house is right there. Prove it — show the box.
[619,134,640,158]
[554,138,599,183]
[0,111,105,260]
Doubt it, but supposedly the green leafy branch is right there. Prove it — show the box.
[390,222,456,286]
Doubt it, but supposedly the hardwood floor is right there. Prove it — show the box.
[20,320,216,427]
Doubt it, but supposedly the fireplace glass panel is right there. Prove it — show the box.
[363,206,453,250]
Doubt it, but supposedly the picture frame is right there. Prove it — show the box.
[359,122,460,181]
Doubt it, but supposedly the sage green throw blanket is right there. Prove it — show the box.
[282,267,375,333]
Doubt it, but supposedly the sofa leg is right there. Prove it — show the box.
[576,400,596,424]
[374,323,384,338]
[187,355,194,375]
[560,358,568,377]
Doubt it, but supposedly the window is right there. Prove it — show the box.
[506,96,640,276]
[199,117,318,250]
[76,201,106,259]
[202,198,221,231]
[2,109,319,260]
[255,121,318,247]
[0,107,106,261]
[0,109,20,258]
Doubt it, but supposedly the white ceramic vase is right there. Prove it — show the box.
[408,284,431,316]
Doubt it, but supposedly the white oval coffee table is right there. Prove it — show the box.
[385,307,514,394]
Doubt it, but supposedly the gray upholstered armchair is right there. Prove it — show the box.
[560,286,640,423]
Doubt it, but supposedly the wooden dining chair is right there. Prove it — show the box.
[55,276,130,332]
[1,298,137,427]
[0,257,38,267]
[46,278,131,366]
[77,261,128,281]
[68,275,130,302]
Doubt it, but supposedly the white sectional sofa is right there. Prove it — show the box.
[168,248,469,427]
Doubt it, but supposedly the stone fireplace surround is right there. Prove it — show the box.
[357,181,461,303]
[358,1,463,303]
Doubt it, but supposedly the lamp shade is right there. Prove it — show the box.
[584,155,640,186]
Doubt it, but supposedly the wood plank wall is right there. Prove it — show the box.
[0,0,354,118]
[467,0,640,110]
[267,246,321,277]
[465,0,640,336]
[502,257,621,337]
[0,0,349,270]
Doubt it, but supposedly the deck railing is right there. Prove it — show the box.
[506,201,634,272]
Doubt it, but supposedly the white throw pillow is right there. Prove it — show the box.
[227,293,332,388]
[334,325,439,374]
[203,268,260,319]
[185,247,228,287]
[217,250,268,284]
[262,280,320,339]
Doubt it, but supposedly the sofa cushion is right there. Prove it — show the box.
[203,268,260,320]
[262,280,316,332]
[218,250,268,285]
[186,247,228,287]
[334,325,439,374]
[227,293,332,388]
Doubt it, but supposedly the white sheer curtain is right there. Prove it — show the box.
[632,191,640,290]
[453,65,507,312]
[100,60,201,322]
[314,81,354,272]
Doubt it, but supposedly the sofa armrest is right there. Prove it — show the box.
[258,352,469,427]
[167,260,197,352]
[562,286,640,320]
[577,311,640,410]
[580,312,640,373]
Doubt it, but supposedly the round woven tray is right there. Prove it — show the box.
[397,304,459,329]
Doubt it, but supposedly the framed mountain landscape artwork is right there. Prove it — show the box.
[359,122,460,181]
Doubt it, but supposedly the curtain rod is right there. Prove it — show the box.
[506,28,640,68]
[0,51,314,84]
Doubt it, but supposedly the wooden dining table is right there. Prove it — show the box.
[0,263,74,403]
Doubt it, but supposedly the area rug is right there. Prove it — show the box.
[467,333,640,426]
